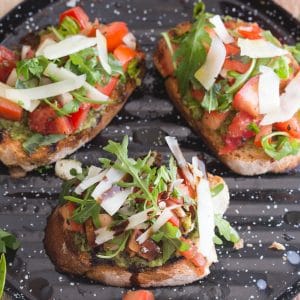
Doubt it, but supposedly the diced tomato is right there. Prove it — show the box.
[96,77,119,96]
[123,290,155,300]
[232,76,260,117]
[224,20,238,30]
[113,44,137,70]
[224,58,251,74]
[59,6,90,30]
[225,43,240,56]
[254,125,272,147]
[168,215,180,227]
[102,22,129,52]
[68,103,91,131]
[190,252,207,268]
[201,111,229,130]
[219,136,242,155]
[274,117,300,139]
[0,97,23,121]
[237,23,262,39]
[180,239,207,269]
[0,46,17,83]
[29,105,73,135]
[227,111,255,139]
[60,202,83,233]
[177,170,196,198]
[191,89,205,102]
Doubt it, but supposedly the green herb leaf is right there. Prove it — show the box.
[161,32,177,69]
[0,229,20,254]
[247,122,260,134]
[16,56,49,81]
[127,58,141,85]
[261,132,300,160]
[162,238,176,263]
[71,201,100,224]
[210,183,224,197]
[175,5,211,97]
[214,214,240,244]
[22,134,65,154]
[0,254,6,299]
[161,222,181,239]
[58,16,80,37]
[285,43,300,64]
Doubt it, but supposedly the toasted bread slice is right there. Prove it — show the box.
[0,66,144,178]
[44,174,228,287]
[153,24,300,176]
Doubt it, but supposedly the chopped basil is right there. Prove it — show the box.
[22,133,65,154]
[58,16,80,38]
[247,122,260,134]
[210,183,224,197]
[261,132,300,160]
[16,56,49,81]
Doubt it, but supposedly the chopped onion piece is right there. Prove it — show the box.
[44,63,108,101]
[0,82,40,112]
[165,136,194,184]
[238,38,288,58]
[96,30,111,75]
[126,208,154,230]
[122,32,136,50]
[101,188,132,216]
[196,176,218,263]
[209,15,234,44]
[21,45,31,60]
[39,35,97,60]
[194,36,226,90]
[6,68,17,87]
[258,66,280,114]
[55,159,82,180]
[91,168,125,200]
[261,71,300,125]
[5,75,85,103]
[94,227,115,245]
[36,38,57,57]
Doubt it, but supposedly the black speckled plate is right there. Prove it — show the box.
[0,0,300,299]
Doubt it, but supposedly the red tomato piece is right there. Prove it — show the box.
[254,125,272,147]
[68,103,91,131]
[227,111,255,139]
[190,252,207,268]
[113,44,137,70]
[123,290,155,300]
[0,97,23,121]
[223,58,251,74]
[29,105,73,135]
[219,136,242,155]
[232,76,260,117]
[168,215,180,227]
[59,6,90,30]
[274,117,300,139]
[191,89,205,102]
[102,22,129,52]
[225,43,240,56]
[96,77,119,96]
[60,202,83,233]
[201,111,229,130]
[0,46,17,83]
[237,23,262,39]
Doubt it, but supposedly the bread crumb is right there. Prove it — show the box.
[234,239,244,250]
[269,241,286,251]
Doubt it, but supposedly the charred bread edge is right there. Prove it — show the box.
[0,63,145,175]
[153,34,300,176]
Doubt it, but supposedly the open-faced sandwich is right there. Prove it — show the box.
[154,2,300,175]
[0,6,144,177]
[44,136,240,287]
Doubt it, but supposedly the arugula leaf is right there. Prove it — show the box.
[272,56,291,80]
[108,54,125,79]
[210,183,224,197]
[201,87,218,112]
[161,32,177,69]
[22,134,65,154]
[175,3,211,97]
[0,229,20,253]
[127,58,141,86]
[247,122,260,134]
[226,58,257,94]
[71,201,100,224]
[214,214,240,244]
[182,92,203,120]
[161,222,181,239]
[261,132,300,160]
[285,43,300,64]
[58,16,80,37]
[262,31,281,47]
[0,254,6,299]
[16,56,49,81]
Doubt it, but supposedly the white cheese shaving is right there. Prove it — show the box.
[122,32,136,50]
[126,208,154,230]
[35,38,56,57]
[261,71,300,125]
[44,63,108,101]
[238,38,288,58]
[209,15,234,44]
[96,30,111,75]
[94,227,115,245]
[21,45,31,60]
[100,188,132,216]
[194,36,226,90]
[258,66,280,114]
[91,168,125,200]
[55,159,82,180]
[6,68,17,87]
[39,35,97,60]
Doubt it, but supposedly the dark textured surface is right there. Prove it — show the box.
[0,0,300,299]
